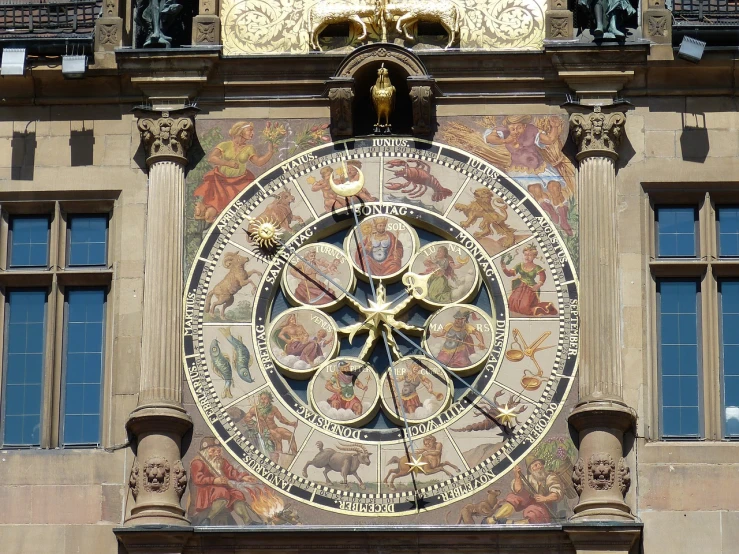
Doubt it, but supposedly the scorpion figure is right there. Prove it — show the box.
[452,391,528,432]
[385,159,453,202]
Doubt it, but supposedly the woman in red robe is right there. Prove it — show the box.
[194,122,274,223]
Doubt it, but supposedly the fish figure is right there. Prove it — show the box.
[209,339,233,398]
[220,328,254,383]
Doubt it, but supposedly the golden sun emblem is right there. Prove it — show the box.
[247,216,282,249]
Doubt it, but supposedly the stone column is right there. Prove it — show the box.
[125,108,197,527]
[568,105,635,522]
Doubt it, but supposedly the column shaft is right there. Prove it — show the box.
[140,161,184,405]
[578,155,621,400]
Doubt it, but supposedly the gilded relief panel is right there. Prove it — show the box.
[221,0,545,55]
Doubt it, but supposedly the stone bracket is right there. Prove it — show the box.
[324,77,355,138]
[545,0,573,40]
[407,75,440,137]
[193,15,220,46]
[95,17,123,52]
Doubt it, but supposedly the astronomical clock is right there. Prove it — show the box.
[183,134,579,522]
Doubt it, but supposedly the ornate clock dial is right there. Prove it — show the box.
[183,137,579,517]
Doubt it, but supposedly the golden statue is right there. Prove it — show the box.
[383,0,460,49]
[308,0,382,51]
[371,63,395,134]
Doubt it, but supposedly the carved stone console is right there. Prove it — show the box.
[193,0,221,45]
[407,75,438,137]
[325,77,355,138]
[95,0,123,51]
[568,105,636,524]
[125,107,198,526]
[545,0,573,40]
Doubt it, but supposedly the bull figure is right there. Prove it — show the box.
[302,441,372,489]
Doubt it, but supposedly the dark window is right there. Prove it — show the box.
[2,290,46,446]
[67,215,108,267]
[656,206,697,258]
[62,288,105,446]
[658,279,701,438]
[9,216,50,268]
[719,280,739,438]
[717,206,739,258]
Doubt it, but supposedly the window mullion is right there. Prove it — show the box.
[40,275,59,448]
[702,269,720,439]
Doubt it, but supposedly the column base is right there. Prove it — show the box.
[571,499,636,522]
[565,523,641,554]
[125,404,193,527]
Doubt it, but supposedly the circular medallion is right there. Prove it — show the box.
[406,241,480,308]
[344,214,419,282]
[422,304,494,377]
[308,357,380,427]
[281,243,355,311]
[268,307,339,379]
[183,138,579,517]
[379,356,452,425]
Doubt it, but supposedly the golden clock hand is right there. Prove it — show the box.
[391,327,535,432]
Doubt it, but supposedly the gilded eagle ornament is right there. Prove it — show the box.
[371,64,395,134]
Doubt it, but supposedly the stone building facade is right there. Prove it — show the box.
[0,0,737,552]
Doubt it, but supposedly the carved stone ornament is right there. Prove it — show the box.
[572,457,585,496]
[98,23,119,45]
[617,457,631,496]
[647,14,668,38]
[137,112,195,164]
[328,87,354,138]
[549,16,571,39]
[173,459,188,499]
[143,456,171,493]
[195,20,217,44]
[128,461,140,500]
[569,106,626,160]
[587,453,616,491]
[410,85,433,136]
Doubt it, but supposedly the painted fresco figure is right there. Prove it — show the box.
[189,438,264,525]
[194,122,275,223]
[578,0,635,38]
[274,314,328,365]
[430,309,486,368]
[354,217,404,277]
[288,249,337,306]
[501,245,558,316]
[243,391,298,463]
[421,245,469,304]
[489,459,563,524]
[325,361,368,415]
[482,115,562,175]
[309,162,377,213]
[391,361,444,414]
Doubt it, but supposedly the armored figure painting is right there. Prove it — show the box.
[325,361,369,415]
[430,308,487,368]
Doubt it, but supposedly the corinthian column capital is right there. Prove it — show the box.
[135,107,198,166]
[569,106,626,161]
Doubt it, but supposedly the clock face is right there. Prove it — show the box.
[183,137,579,516]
